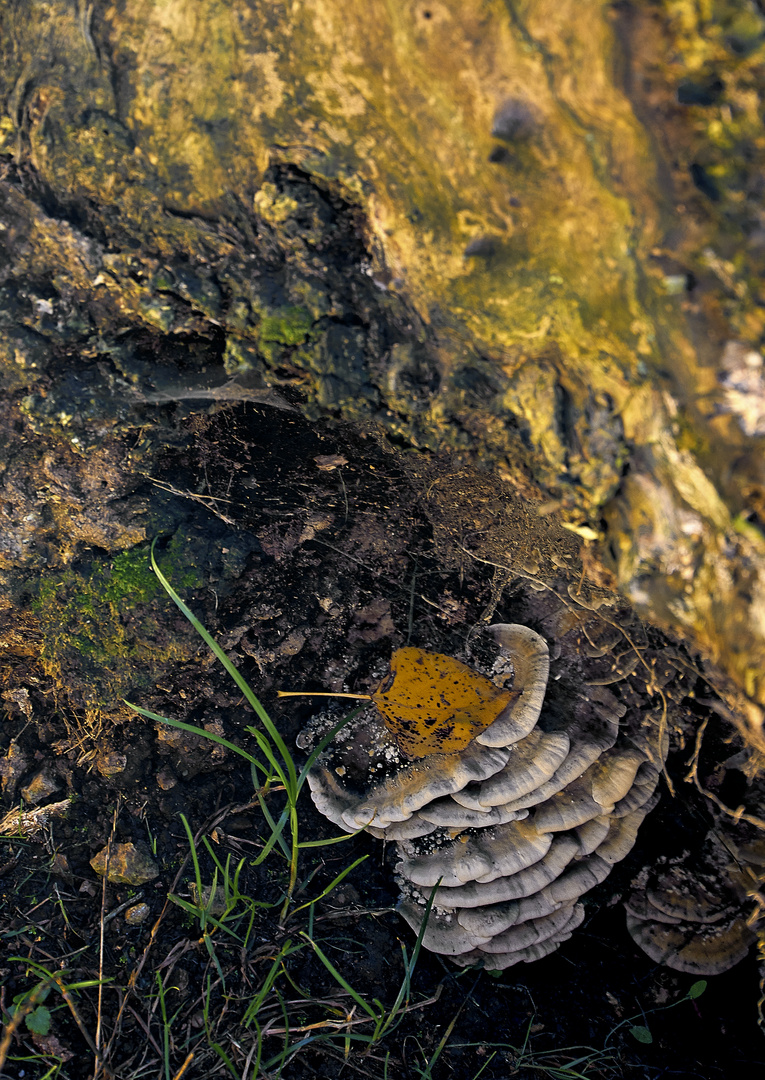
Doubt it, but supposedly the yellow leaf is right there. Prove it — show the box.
[372,648,513,759]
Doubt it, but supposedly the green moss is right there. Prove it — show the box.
[30,540,202,709]
[103,548,161,606]
[259,306,313,346]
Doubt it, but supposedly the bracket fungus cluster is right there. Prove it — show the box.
[626,832,765,975]
[300,624,668,969]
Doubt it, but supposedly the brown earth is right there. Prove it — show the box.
[0,403,763,1078]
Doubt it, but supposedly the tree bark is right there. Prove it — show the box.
[1,0,765,747]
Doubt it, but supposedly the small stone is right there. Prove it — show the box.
[21,771,60,806]
[96,752,127,778]
[275,629,306,658]
[189,883,227,915]
[125,902,151,926]
[333,883,360,906]
[90,843,159,885]
[156,724,185,749]
[1,688,33,719]
[156,766,177,791]
[50,853,73,879]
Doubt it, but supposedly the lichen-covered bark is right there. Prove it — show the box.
[1,0,764,744]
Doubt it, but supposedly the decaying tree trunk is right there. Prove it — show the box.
[2,0,765,749]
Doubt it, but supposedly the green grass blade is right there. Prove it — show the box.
[373,880,439,1042]
[471,1049,498,1080]
[202,931,227,987]
[416,1009,459,1080]
[248,727,293,796]
[124,706,259,765]
[256,797,291,862]
[149,538,297,790]
[297,832,360,848]
[210,1041,240,1079]
[178,814,205,922]
[242,944,293,1028]
[289,855,368,917]
[155,973,171,1080]
[201,839,235,895]
[553,1048,606,1069]
[275,983,291,1079]
[299,932,379,1019]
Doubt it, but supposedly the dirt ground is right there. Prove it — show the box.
[3,3,765,1074]
[1,402,764,1080]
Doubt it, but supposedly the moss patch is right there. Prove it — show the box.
[31,539,203,710]
[259,306,314,346]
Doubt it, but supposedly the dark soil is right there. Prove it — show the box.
[1,403,764,1080]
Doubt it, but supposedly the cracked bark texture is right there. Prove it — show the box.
[1,0,765,747]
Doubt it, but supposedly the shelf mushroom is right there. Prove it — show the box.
[626,833,763,975]
[300,623,667,969]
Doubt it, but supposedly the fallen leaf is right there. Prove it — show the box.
[372,648,513,758]
[31,1031,74,1061]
